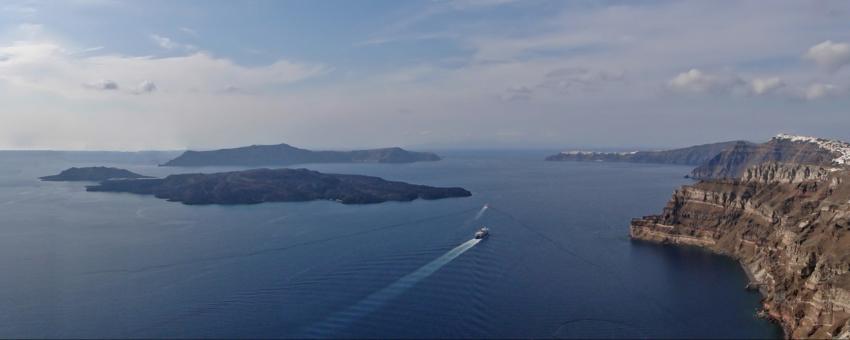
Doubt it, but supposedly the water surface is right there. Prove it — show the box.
[0,150,781,338]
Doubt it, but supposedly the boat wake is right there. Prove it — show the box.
[474,204,489,220]
[305,238,482,337]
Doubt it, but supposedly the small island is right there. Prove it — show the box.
[86,168,471,205]
[161,143,441,167]
[40,167,152,182]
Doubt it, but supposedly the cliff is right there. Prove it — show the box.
[86,168,471,205]
[690,135,842,180]
[40,167,151,181]
[161,143,441,167]
[630,134,850,338]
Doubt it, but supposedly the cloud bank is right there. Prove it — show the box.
[1,1,850,150]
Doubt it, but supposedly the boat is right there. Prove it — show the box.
[474,227,490,239]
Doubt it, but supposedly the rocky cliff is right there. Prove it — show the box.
[162,143,441,167]
[630,135,850,338]
[690,135,844,180]
[545,140,748,165]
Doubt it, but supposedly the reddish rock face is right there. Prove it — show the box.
[631,136,850,339]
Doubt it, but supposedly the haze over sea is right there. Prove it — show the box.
[0,150,781,338]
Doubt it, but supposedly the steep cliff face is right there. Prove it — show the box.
[631,135,850,338]
[690,136,843,180]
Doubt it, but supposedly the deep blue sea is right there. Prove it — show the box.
[0,150,781,338]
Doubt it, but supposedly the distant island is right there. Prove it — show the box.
[161,143,441,167]
[86,168,471,205]
[545,140,750,166]
[40,167,151,181]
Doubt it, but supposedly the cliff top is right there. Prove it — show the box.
[774,133,850,165]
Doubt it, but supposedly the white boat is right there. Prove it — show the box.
[474,227,490,239]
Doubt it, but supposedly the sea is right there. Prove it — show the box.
[0,150,782,338]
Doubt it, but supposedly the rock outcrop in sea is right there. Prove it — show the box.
[161,143,441,167]
[630,134,850,338]
[86,168,471,205]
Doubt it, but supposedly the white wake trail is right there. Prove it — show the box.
[306,238,482,337]
[474,204,489,220]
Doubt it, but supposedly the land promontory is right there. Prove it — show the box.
[40,167,151,181]
[630,134,850,338]
[161,143,441,167]
[86,168,471,205]
[545,140,749,166]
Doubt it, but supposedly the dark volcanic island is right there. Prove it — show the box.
[162,143,441,167]
[40,167,151,181]
[86,168,471,205]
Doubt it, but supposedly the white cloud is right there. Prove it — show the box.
[3,1,850,150]
[804,40,850,72]
[804,83,839,100]
[1,4,37,16]
[750,77,785,95]
[179,27,198,37]
[499,86,532,101]
[84,79,119,90]
[150,34,177,49]
[668,69,744,94]
[149,34,196,51]
[135,80,156,94]
[13,23,45,40]
[539,67,625,93]
[0,40,326,97]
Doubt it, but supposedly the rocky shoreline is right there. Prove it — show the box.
[630,167,850,338]
[629,135,850,339]
[630,226,789,336]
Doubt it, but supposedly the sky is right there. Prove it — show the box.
[1,0,850,151]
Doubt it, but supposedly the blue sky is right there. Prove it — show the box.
[1,0,850,150]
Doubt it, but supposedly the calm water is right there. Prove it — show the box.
[0,150,781,338]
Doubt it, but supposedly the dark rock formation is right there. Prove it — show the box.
[545,140,748,166]
[161,143,441,167]
[40,167,151,181]
[86,168,470,205]
[630,135,850,338]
